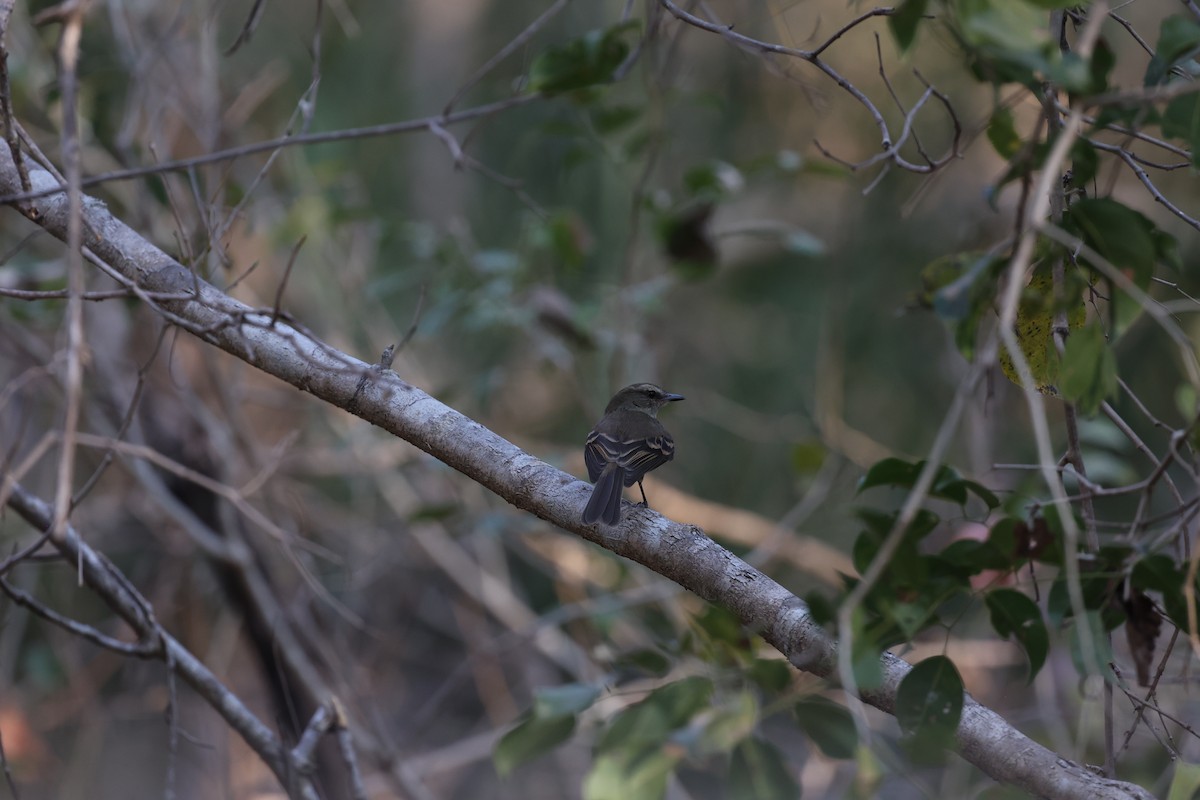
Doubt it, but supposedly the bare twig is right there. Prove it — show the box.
[3,479,320,799]
[332,699,368,800]
[271,236,307,325]
[0,93,543,207]
[0,529,53,577]
[1094,142,1200,230]
[48,0,91,552]
[659,0,960,175]
[0,0,28,194]
[443,0,571,114]
[1086,79,1200,109]
[0,576,161,656]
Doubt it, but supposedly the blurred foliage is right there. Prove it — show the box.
[1,0,1199,798]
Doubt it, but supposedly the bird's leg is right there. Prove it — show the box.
[636,480,649,507]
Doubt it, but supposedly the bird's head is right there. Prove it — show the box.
[605,383,685,417]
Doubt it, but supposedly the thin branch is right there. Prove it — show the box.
[48,0,90,550]
[443,0,571,114]
[0,575,161,657]
[3,479,319,799]
[1093,142,1200,230]
[0,93,542,207]
[0,287,182,301]
[224,0,267,55]
[332,699,368,800]
[1086,78,1200,108]
[0,529,52,577]
[271,236,306,326]
[659,0,892,151]
[0,0,28,194]
[70,324,170,508]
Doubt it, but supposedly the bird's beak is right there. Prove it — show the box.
[664,393,685,402]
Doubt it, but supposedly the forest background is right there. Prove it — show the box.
[1,1,1198,798]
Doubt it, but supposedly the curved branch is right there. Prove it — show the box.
[3,481,311,799]
[658,0,961,175]
[0,153,1154,800]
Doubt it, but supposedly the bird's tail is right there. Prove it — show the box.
[582,463,623,525]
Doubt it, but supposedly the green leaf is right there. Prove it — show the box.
[1153,227,1183,273]
[584,751,679,800]
[1087,36,1116,95]
[749,658,794,693]
[1146,16,1200,86]
[804,591,836,627]
[683,160,744,198]
[728,737,801,800]
[615,649,673,679]
[986,517,1020,557]
[533,210,592,270]
[494,713,577,776]
[922,251,996,320]
[1069,139,1100,188]
[919,251,1003,360]
[931,471,969,505]
[795,696,858,759]
[985,588,1049,680]
[791,440,827,475]
[597,677,713,755]
[858,458,993,509]
[937,538,1011,574]
[1045,52,1091,92]
[858,457,921,492]
[695,605,747,648]
[698,691,759,756]
[533,683,602,717]
[1021,0,1082,7]
[889,600,937,640]
[959,0,1049,55]
[856,507,900,537]
[998,261,1087,394]
[1060,323,1117,416]
[987,107,1021,158]
[958,479,1001,510]
[1069,610,1114,678]
[1063,198,1158,289]
[1132,554,1181,594]
[1046,573,1115,628]
[1167,761,1200,800]
[956,0,1064,87]
[528,21,640,95]
[889,0,930,53]
[592,104,642,135]
[859,458,966,502]
[852,510,941,573]
[895,656,964,745]
[851,614,885,690]
[1162,94,1200,169]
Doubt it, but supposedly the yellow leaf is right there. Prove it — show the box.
[998,263,1086,394]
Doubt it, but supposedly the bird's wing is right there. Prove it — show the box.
[586,430,674,487]
[584,432,612,482]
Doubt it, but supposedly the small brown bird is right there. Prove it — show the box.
[582,383,684,526]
